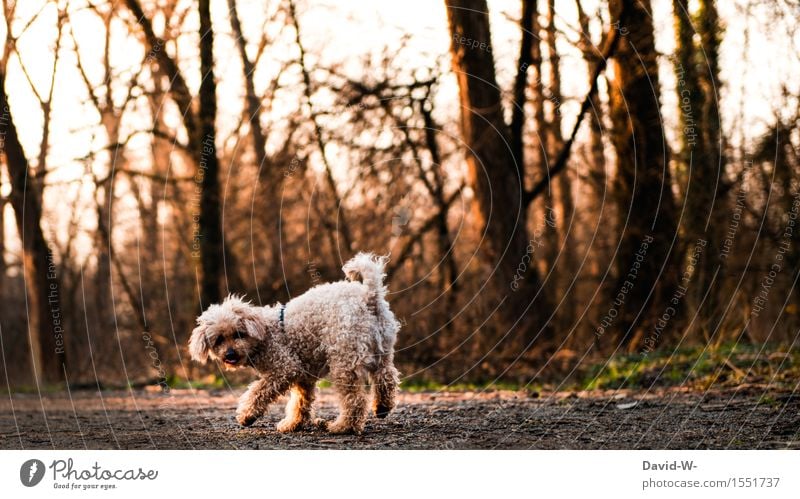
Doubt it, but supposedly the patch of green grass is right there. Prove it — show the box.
[164,374,230,390]
[757,394,780,408]
[582,353,647,390]
[579,342,800,391]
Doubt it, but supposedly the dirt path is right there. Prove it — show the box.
[1,388,798,449]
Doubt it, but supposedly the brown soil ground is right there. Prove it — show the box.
[1,387,798,449]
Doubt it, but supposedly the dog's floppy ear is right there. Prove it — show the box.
[188,323,210,363]
[240,309,267,341]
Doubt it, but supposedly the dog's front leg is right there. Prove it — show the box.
[276,379,317,433]
[236,378,289,427]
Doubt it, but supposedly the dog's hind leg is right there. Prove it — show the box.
[372,359,400,418]
[326,369,368,435]
[277,379,316,433]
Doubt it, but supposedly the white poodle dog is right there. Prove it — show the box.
[188,253,401,434]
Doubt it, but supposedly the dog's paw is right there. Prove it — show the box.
[374,403,393,419]
[276,418,301,433]
[326,421,363,435]
[312,418,329,430]
[236,411,258,427]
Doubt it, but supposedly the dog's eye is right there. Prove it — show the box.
[234,329,246,340]
[213,336,224,347]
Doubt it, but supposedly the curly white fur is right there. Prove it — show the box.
[189,252,401,434]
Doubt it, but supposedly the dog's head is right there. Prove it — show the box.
[188,295,267,369]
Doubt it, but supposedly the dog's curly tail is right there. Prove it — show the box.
[343,252,389,306]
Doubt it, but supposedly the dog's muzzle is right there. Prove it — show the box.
[223,348,240,365]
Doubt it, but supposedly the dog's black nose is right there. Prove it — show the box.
[224,348,239,364]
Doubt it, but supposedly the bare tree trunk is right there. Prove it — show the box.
[672,0,728,338]
[227,0,267,172]
[545,0,576,325]
[529,2,546,174]
[575,0,608,208]
[575,0,611,307]
[227,0,283,280]
[0,196,5,306]
[197,0,223,307]
[545,0,567,206]
[510,0,537,172]
[419,96,459,294]
[143,81,169,288]
[771,125,800,319]
[545,0,564,155]
[527,0,557,280]
[698,0,722,167]
[94,171,114,333]
[608,0,678,349]
[0,70,66,384]
[125,0,236,307]
[673,0,711,333]
[445,0,551,344]
[95,11,118,341]
[695,0,726,334]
